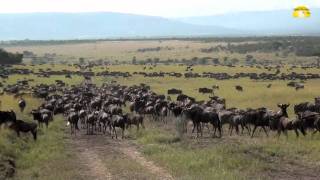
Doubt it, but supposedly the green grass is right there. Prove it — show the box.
[0,115,80,180]
[128,123,320,180]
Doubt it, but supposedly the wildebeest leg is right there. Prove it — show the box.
[294,128,299,137]
[192,121,196,133]
[31,130,37,141]
[16,130,20,137]
[45,121,48,128]
[262,126,269,137]
[284,129,288,138]
[235,125,239,135]
[229,125,233,136]
[245,124,251,134]
[300,126,306,136]
[122,127,124,139]
[312,129,318,135]
[277,127,282,138]
[136,124,139,131]
[251,126,257,138]
[114,127,118,139]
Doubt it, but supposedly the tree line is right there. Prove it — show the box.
[0,49,23,64]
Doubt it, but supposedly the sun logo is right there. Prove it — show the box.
[293,5,311,18]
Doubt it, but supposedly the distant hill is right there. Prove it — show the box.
[177,9,320,36]
[0,12,239,40]
[0,10,319,40]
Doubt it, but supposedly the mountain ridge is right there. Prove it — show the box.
[0,10,319,40]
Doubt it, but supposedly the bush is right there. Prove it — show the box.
[0,49,23,64]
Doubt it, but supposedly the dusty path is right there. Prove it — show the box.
[69,130,174,180]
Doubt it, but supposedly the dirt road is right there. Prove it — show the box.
[69,130,174,180]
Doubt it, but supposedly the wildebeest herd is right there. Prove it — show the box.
[1,81,320,141]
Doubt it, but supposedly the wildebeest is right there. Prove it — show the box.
[235,85,243,91]
[126,114,145,131]
[31,110,50,128]
[270,104,305,137]
[245,108,271,137]
[167,88,182,95]
[9,119,37,140]
[67,111,79,135]
[0,110,16,127]
[18,98,26,112]
[110,115,127,139]
[183,106,221,137]
[198,88,213,94]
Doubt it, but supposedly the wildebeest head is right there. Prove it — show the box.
[277,104,290,117]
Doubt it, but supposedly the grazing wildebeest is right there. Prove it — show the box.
[167,88,182,95]
[198,88,213,94]
[126,114,145,131]
[235,85,243,91]
[18,98,26,112]
[110,115,127,139]
[9,119,37,140]
[0,110,16,127]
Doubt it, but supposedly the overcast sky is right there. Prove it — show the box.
[0,0,319,17]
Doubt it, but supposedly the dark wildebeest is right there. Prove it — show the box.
[183,106,221,137]
[245,108,271,138]
[98,111,110,134]
[228,113,250,136]
[297,111,320,134]
[31,110,50,128]
[87,111,98,135]
[18,98,26,112]
[235,85,243,91]
[79,109,87,129]
[0,110,16,127]
[110,115,127,139]
[198,88,213,94]
[67,111,79,135]
[126,114,145,131]
[9,119,37,140]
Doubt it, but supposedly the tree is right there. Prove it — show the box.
[0,49,23,64]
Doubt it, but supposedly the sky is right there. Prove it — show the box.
[0,0,319,17]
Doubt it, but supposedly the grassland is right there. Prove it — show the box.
[128,120,320,179]
[3,40,317,64]
[0,38,320,179]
